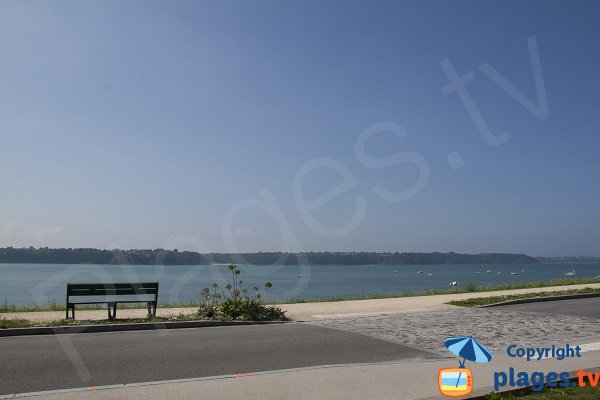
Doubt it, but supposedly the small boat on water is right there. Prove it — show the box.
[450,281,458,286]
[427,273,433,276]
[486,270,492,273]
[394,270,399,273]
[296,274,302,278]
[475,271,481,274]
[510,272,518,275]
[564,266,576,276]
[496,272,501,275]
[416,270,423,274]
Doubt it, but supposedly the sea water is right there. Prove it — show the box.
[0,263,598,306]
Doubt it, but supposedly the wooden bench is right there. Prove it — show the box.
[66,282,159,321]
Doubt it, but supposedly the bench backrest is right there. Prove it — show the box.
[66,282,159,299]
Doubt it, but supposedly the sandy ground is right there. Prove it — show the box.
[1,283,599,322]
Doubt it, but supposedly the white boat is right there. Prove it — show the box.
[450,281,458,286]
[496,272,501,275]
[394,270,399,273]
[486,270,492,273]
[427,273,433,276]
[564,266,576,276]
[510,272,518,275]
[416,270,423,274]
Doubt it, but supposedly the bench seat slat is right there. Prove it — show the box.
[68,289,157,296]
[67,283,159,296]
[68,282,158,288]
[66,300,153,305]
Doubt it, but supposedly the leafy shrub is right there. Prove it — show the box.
[198,264,287,321]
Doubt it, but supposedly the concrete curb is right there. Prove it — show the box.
[0,319,288,337]
[479,291,600,308]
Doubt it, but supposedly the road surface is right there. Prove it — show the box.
[492,296,600,319]
[0,323,439,395]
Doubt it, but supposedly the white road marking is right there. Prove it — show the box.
[580,341,600,353]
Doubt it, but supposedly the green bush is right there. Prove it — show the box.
[198,264,287,321]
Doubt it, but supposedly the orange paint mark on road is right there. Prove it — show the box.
[234,373,256,378]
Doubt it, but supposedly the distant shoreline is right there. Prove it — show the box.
[0,262,543,266]
[0,247,540,265]
[0,249,594,265]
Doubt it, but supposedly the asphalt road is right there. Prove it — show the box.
[493,296,600,319]
[0,323,439,395]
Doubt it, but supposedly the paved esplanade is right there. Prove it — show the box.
[309,297,600,354]
[0,323,439,396]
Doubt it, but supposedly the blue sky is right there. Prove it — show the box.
[0,0,598,256]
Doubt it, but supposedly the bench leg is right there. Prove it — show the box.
[107,302,118,321]
[146,302,157,319]
[71,304,75,320]
[66,305,70,320]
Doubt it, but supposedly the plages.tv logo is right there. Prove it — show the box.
[438,336,494,397]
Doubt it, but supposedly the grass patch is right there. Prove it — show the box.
[0,301,202,313]
[282,277,599,304]
[484,384,600,399]
[0,318,34,329]
[280,293,414,304]
[448,287,600,307]
[0,313,219,329]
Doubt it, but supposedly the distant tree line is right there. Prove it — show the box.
[536,256,600,264]
[0,247,539,265]
[0,247,203,265]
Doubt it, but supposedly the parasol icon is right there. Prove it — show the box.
[444,336,493,388]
